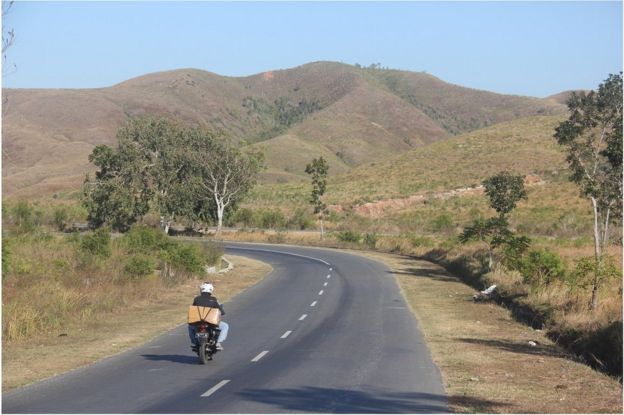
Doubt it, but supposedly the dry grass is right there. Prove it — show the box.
[2,255,272,391]
[362,251,622,413]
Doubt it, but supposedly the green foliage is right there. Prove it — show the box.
[9,201,42,234]
[364,232,379,249]
[243,96,322,142]
[305,157,329,215]
[289,208,314,230]
[123,254,155,278]
[569,256,621,290]
[2,237,11,274]
[80,228,112,259]
[554,73,622,220]
[83,117,263,233]
[52,206,69,231]
[520,249,567,286]
[336,230,362,243]
[483,171,527,217]
[410,235,435,248]
[430,212,454,233]
[229,207,255,228]
[167,243,205,275]
[259,209,286,229]
[119,225,169,254]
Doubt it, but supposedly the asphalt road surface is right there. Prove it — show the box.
[3,243,448,413]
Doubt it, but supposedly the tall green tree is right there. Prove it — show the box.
[305,157,329,239]
[554,73,622,309]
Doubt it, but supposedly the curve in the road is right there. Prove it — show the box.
[3,243,448,414]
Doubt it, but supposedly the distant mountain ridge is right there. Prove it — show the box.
[2,61,566,197]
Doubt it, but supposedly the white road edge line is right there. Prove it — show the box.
[226,246,331,266]
[310,301,317,307]
[251,351,269,362]
[299,314,308,321]
[319,290,324,295]
[201,380,230,397]
[281,330,292,339]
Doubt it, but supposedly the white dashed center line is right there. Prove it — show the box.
[327,274,331,279]
[281,330,292,339]
[251,351,269,362]
[329,268,333,271]
[299,314,308,321]
[201,380,230,397]
[323,282,328,287]
[310,301,317,307]
[319,290,324,295]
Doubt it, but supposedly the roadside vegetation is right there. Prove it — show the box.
[2,201,223,344]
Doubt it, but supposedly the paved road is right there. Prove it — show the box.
[3,243,447,413]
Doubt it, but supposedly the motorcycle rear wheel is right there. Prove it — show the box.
[198,339,209,364]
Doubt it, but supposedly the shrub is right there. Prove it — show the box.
[336,230,362,243]
[260,209,286,229]
[430,212,454,233]
[123,254,155,278]
[120,225,169,254]
[10,201,42,234]
[53,206,69,231]
[268,232,286,244]
[80,228,112,258]
[202,241,224,266]
[289,208,314,230]
[520,249,566,287]
[168,244,205,275]
[364,232,378,249]
[229,208,255,228]
[410,235,435,248]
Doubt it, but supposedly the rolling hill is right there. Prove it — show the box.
[2,61,566,198]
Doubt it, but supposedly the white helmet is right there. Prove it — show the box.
[200,282,214,294]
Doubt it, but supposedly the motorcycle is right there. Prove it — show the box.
[191,322,221,364]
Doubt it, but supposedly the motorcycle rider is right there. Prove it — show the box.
[188,282,229,351]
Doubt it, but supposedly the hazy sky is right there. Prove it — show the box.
[2,1,622,97]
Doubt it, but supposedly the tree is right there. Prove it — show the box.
[82,144,151,231]
[460,171,530,270]
[83,118,198,232]
[305,157,329,239]
[188,130,264,236]
[554,73,623,310]
[483,171,527,218]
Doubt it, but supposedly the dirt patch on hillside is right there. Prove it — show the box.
[347,174,544,218]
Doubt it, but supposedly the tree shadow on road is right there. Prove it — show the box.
[141,354,198,365]
[238,386,451,413]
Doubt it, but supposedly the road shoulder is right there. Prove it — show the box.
[357,250,622,413]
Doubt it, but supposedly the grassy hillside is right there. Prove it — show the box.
[247,114,568,208]
[3,61,564,198]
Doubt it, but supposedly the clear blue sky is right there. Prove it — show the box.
[2,1,622,97]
